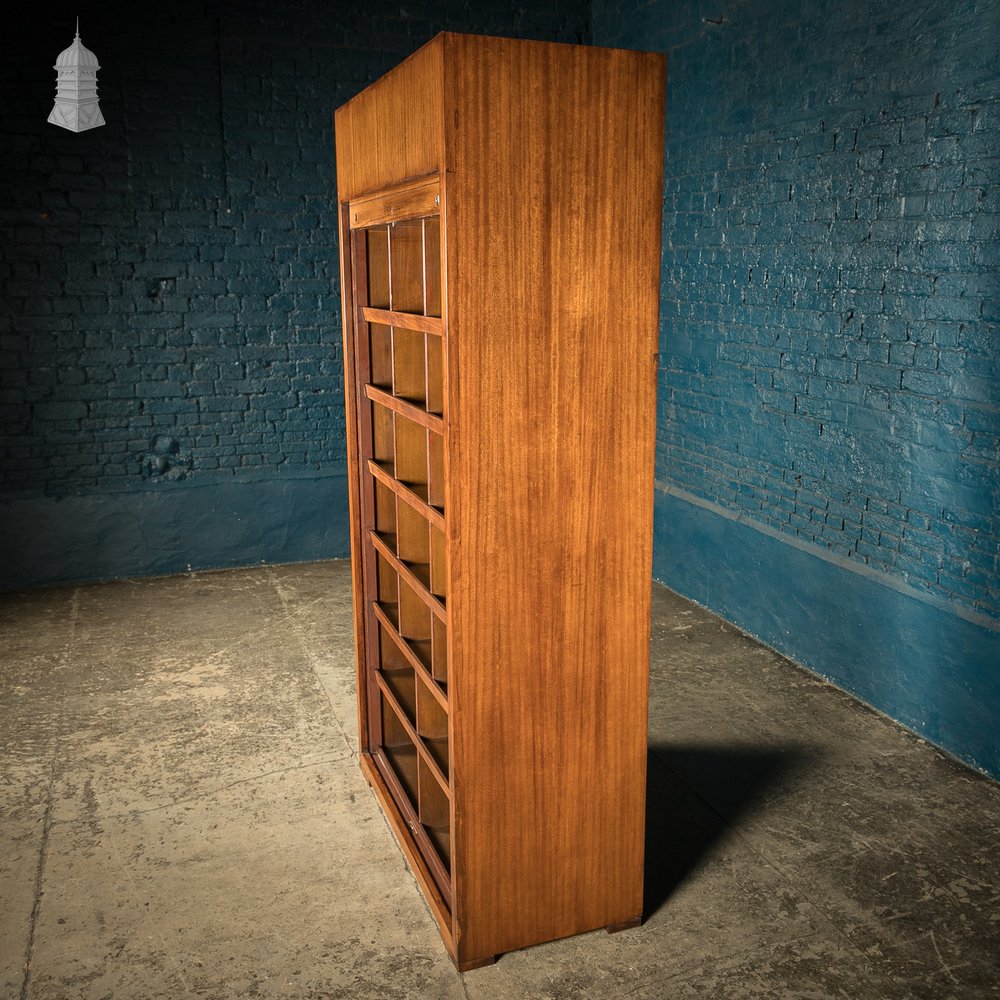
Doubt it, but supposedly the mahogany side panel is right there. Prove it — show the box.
[443,33,665,965]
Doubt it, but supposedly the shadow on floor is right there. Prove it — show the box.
[643,742,816,919]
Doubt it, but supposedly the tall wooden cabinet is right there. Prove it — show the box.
[335,33,665,970]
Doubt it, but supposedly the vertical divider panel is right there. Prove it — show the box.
[350,228,384,752]
[427,431,445,509]
[395,414,430,492]
[417,678,449,745]
[374,480,397,536]
[370,324,393,389]
[430,524,447,599]
[431,617,448,685]
[426,335,444,415]
[397,501,431,569]
[423,217,442,318]
[366,226,390,309]
[398,574,433,661]
[376,552,398,612]
[427,203,447,696]
[372,402,394,466]
[390,220,425,313]
[392,327,428,405]
[418,756,450,823]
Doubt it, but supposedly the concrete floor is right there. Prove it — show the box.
[1,561,998,1000]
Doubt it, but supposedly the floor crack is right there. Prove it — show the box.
[47,755,354,827]
[266,566,357,757]
[19,741,58,1000]
[20,589,78,999]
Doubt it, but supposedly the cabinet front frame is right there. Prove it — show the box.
[341,173,456,932]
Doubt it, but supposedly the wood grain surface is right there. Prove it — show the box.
[349,175,440,228]
[334,37,443,200]
[443,33,665,965]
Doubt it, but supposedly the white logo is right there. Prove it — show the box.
[48,18,105,132]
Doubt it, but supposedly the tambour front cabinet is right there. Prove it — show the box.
[335,32,665,970]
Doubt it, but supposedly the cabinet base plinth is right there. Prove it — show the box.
[455,954,498,973]
[606,917,643,934]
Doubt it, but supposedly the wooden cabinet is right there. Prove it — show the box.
[335,32,665,970]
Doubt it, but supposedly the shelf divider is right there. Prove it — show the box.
[368,459,445,530]
[365,383,445,436]
[362,306,444,337]
[376,672,451,797]
[373,601,449,712]
[370,530,447,623]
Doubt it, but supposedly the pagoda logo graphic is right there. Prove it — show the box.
[48,18,105,132]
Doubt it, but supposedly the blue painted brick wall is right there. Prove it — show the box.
[594,0,999,622]
[594,0,1000,775]
[1,0,589,585]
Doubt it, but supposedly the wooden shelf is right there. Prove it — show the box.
[368,459,445,529]
[370,530,447,623]
[363,306,444,336]
[365,383,444,435]
[372,601,448,711]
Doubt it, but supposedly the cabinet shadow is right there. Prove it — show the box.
[643,742,817,920]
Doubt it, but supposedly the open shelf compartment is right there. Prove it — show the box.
[351,193,452,913]
[362,215,442,320]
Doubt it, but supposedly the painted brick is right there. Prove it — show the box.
[596,0,1000,619]
[3,0,589,505]
[964,405,1000,434]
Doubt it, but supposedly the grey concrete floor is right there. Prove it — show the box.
[1,560,998,1000]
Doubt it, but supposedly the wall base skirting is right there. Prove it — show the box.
[653,485,1000,781]
[5,476,995,779]
[0,473,350,591]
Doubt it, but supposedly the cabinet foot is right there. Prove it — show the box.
[606,917,642,934]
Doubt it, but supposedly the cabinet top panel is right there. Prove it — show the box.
[335,33,665,202]
[335,34,445,200]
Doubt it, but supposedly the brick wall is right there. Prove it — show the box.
[593,0,1000,775]
[594,0,999,622]
[1,0,589,585]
